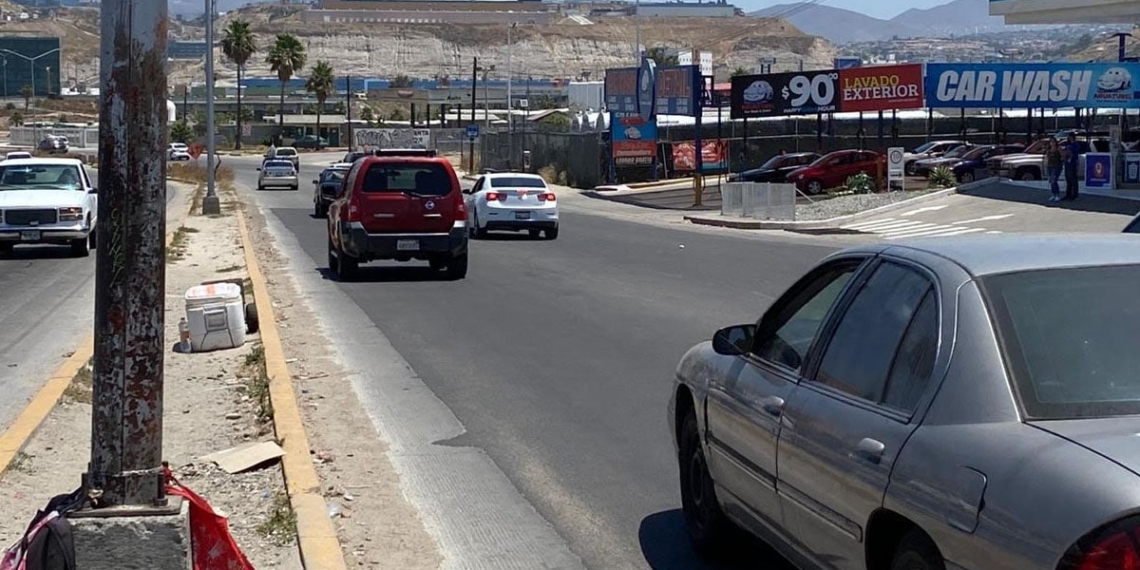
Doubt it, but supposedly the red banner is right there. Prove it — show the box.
[672,140,728,172]
[838,64,924,113]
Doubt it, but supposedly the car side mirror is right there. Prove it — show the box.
[712,324,756,356]
[88,187,97,194]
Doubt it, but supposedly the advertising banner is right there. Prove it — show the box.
[838,64,924,112]
[354,128,430,150]
[730,69,840,118]
[607,63,701,117]
[672,140,728,172]
[656,65,702,116]
[1085,153,1113,189]
[925,62,1140,109]
[605,67,638,115]
[611,114,657,167]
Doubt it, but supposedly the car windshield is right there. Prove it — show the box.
[490,177,546,189]
[265,161,294,170]
[943,146,971,158]
[961,146,992,160]
[982,264,1140,419]
[361,162,452,197]
[912,142,935,154]
[0,164,83,190]
[757,155,786,170]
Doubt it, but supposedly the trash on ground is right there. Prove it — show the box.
[200,441,285,474]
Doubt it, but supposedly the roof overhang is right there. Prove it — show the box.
[990,0,1140,24]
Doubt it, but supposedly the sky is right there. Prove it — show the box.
[743,0,951,20]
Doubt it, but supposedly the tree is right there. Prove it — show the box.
[730,66,750,77]
[645,47,678,68]
[360,105,374,126]
[390,74,413,88]
[20,84,32,114]
[304,60,335,143]
[265,33,307,142]
[170,119,193,143]
[221,19,257,149]
[9,111,23,127]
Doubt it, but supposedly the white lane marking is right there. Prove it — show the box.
[879,223,943,236]
[953,214,1014,225]
[921,227,989,237]
[899,205,949,217]
[849,220,929,232]
[987,231,1003,234]
[882,224,959,238]
[841,217,897,229]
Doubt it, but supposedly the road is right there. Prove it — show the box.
[233,153,847,570]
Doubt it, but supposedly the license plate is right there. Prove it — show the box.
[396,239,420,251]
[514,211,532,220]
[20,230,40,241]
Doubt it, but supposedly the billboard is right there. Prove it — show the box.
[925,62,1140,109]
[604,67,638,115]
[838,64,924,112]
[0,37,61,97]
[834,57,863,70]
[672,140,728,172]
[730,69,840,118]
[611,114,657,167]
[656,65,701,116]
[606,63,702,117]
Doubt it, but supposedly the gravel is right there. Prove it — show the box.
[794,188,944,221]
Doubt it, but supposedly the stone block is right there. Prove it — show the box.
[70,498,191,570]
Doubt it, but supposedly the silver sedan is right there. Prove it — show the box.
[668,234,1140,570]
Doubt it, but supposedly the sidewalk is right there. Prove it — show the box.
[0,181,303,567]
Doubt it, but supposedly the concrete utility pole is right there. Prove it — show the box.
[87,0,170,508]
[202,0,221,215]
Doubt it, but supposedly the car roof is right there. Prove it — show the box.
[0,158,83,167]
[841,234,1140,277]
[362,156,452,166]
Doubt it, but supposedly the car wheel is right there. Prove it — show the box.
[958,171,975,184]
[890,530,945,570]
[0,243,12,256]
[88,229,97,250]
[245,302,259,334]
[70,237,90,257]
[257,184,264,191]
[474,211,489,239]
[806,179,824,195]
[1017,169,1039,181]
[445,253,468,280]
[679,412,732,556]
[328,236,357,281]
[544,227,559,240]
[905,161,916,175]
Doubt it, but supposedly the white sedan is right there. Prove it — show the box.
[465,172,559,240]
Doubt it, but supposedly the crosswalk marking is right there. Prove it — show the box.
[855,220,930,232]
[880,224,957,238]
[899,205,949,217]
[843,213,1010,240]
[953,214,1014,225]
[840,218,899,230]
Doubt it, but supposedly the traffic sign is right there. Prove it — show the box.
[466,124,479,140]
[887,146,905,191]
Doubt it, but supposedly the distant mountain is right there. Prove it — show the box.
[751,0,1008,44]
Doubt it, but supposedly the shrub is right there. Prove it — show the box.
[845,172,875,194]
[537,164,558,184]
[928,166,956,189]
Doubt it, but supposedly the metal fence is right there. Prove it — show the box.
[11,126,99,148]
[481,131,603,188]
[719,182,796,221]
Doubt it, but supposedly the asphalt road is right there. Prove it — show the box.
[232,154,837,569]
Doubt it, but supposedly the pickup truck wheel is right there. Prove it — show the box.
[680,412,733,556]
[1017,169,1040,181]
[88,230,97,250]
[958,171,975,184]
[445,253,468,280]
[70,237,90,257]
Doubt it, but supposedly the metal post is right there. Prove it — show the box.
[507,23,514,135]
[182,85,188,122]
[202,0,220,215]
[634,0,640,63]
[345,74,353,150]
[87,0,170,508]
[469,57,476,174]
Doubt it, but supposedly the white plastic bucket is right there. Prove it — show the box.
[184,282,245,352]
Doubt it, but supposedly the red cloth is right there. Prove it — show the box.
[164,467,255,570]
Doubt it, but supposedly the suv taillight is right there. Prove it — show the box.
[453,197,467,228]
[346,195,361,222]
[1060,517,1140,570]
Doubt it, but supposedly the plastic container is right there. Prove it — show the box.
[184,282,246,352]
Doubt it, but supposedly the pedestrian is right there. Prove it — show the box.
[1046,138,1063,202]
[1062,133,1080,201]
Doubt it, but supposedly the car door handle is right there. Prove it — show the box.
[759,396,785,416]
[854,438,885,464]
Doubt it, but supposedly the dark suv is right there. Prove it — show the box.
[326,155,468,280]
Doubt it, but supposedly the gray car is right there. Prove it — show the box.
[668,234,1140,570]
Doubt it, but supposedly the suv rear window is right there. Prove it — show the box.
[982,264,1140,419]
[276,148,297,156]
[361,162,453,197]
[490,177,546,188]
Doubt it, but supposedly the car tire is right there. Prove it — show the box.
[890,530,945,570]
[257,184,264,191]
[1017,169,1039,181]
[905,161,916,176]
[0,243,12,256]
[445,253,468,280]
[70,237,90,257]
[544,227,559,240]
[958,171,975,184]
[473,212,488,239]
[88,229,97,250]
[679,412,733,556]
[806,179,824,195]
[328,236,358,281]
[245,302,259,334]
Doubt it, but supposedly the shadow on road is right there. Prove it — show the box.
[639,510,795,570]
[474,233,550,242]
[0,245,82,260]
[961,183,1140,216]
[316,265,455,283]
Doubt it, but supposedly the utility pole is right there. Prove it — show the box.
[469,57,476,174]
[202,0,221,215]
[345,74,353,150]
[87,0,170,508]
[634,0,640,63]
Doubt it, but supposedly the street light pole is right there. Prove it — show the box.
[202,0,221,215]
[634,0,641,63]
[507,23,515,135]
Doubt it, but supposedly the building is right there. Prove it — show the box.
[635,1,735,18]
[0,37,62,98]
[990,0,1139,23]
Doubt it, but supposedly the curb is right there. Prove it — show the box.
[0,181,194,478]
[235,212,348,570]
[684,186,960,231]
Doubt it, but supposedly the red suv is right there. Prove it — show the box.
[785,150,885,195]
[326,155,469,280]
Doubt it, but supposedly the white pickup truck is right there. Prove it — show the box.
[987,137,1111,181]
[0,157,98,257]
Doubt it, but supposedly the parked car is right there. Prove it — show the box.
[910,144,974,176]
[312,163,351,218]
[948,144,1025,183]
[168,142,191,161]
[326,153,468,280]
[728,152,821,183]
[669,235,1140,570]
[256,159,299,191]
[4,152,32,161]
[903,140,966,175]
[37,135,69,154]
[0,157,97,257]
[294,135,329,150]
[785,150,884,195]
[465,172,558,240]
[266,146,300,170]
[339,151,370,165]
[988,137,1111,181]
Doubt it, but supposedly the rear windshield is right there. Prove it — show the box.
[275,148,297,156]
[265,161,294,170]
[361,163,453,196]
[322,169,347,182]
[490,177,546,189]
[982,264,1140,419]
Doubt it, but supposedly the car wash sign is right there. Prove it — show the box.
[925,62,1140,109]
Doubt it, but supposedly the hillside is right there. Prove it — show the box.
[0,6,100,78]
[752,0,1008,44]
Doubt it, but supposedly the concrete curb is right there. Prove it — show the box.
[684,186,961,231]
[0,180,194,478]
[235,212,348,570]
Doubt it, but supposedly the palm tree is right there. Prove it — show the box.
[265,34,307,142]
[20,84,32,114]
[221,19,256,150]
[304,60,335,144]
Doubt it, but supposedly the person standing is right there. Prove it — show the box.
[1046,138,1063,202]
[1062,133,1080,201]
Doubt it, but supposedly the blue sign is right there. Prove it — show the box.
[655,65,702,117]
[466,124,479,140]
[605,67,638,115]
[834,57,862,70]
[925,63,1140,109]
[1086,152,1113,189]
[637,57,657,122]
[612,116,657,143]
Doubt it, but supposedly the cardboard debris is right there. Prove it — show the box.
[201,441,285,474]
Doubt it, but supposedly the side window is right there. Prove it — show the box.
[472,178,484,193]
[751,261,862,372]
[883,290,938,411]
[813,262,934,405]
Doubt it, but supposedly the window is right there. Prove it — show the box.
[751,262,860,372]
[361,162,452,197]
[490,177,547,189]
[883,290,938,411]
[0,164,83,190]
[814,262,932,403]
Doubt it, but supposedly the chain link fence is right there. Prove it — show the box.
[719,182,797,221]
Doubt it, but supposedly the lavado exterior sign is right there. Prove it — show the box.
[925,62,1140,108]
[839,64,924,112]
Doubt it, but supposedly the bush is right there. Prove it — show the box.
[928,166,956,189]
[537,164,558,184]
[845,172,875,194]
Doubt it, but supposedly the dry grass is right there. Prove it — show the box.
[169,162,235,186]
[61,359,94,405]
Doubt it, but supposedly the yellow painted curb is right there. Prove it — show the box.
[236,212,348,570]
[0,182,193,478]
